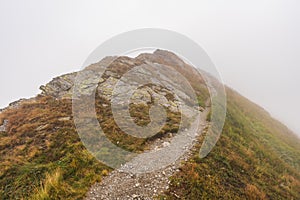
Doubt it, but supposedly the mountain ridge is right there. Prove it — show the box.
[0,50,299,199]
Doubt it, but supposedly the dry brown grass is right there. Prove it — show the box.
[245,184,266,200]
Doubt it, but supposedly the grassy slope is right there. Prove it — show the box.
[1,53,299,199]
[2,86,299,199]
[0,96,109,199]
[0,96,188,199]
[1,85,299,199]
[161,87,300,200]
[0,95,182,199]
[0,52,210,199]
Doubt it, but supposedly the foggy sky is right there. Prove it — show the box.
[0,0,299,136]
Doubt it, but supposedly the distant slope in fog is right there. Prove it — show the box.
[162,87,300,199]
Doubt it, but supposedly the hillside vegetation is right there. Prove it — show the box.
[0,50,299,199]
[161,88,300,199]
[0,50,209,199]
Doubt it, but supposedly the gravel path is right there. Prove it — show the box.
[85,109,209,200]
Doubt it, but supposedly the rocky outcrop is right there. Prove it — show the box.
[0,119,8,132]
[40,73,77,99]
[39,50,207,113]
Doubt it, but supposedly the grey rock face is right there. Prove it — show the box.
[39,52,198,114]
[40,73,77,99]
[0,120,8,132]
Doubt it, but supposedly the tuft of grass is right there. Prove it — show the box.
[31,168,62,200]
[101,169,109,177]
